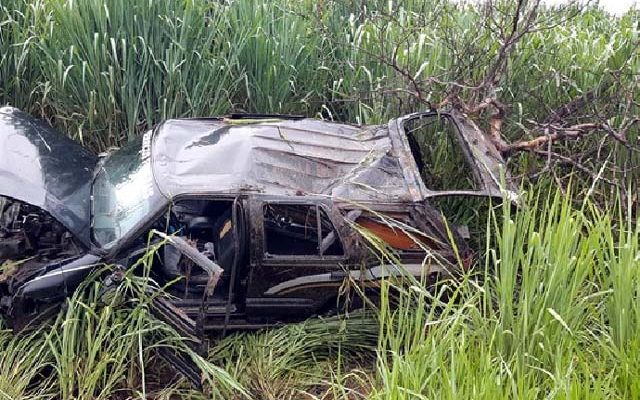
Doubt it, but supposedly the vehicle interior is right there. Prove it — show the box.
[263,203,344,257]
[138,198,246,317]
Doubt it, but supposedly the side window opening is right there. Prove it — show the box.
[129,199,240,300]
[405,115,479,192]
[171,200,236,270]
[263,204,343,257]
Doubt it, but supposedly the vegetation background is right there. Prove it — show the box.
[0,0,639,399]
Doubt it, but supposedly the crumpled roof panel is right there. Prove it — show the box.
[151,118,411,202]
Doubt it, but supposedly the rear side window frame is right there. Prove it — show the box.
[403,113,483,193]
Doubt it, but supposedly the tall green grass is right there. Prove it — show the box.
[38,0,241,150]
[209,313,378,399]
[0,243,246,399]
[227,0,331,114]
[0,0,47,111]
[369,190,640,399]
[2,0,637,154]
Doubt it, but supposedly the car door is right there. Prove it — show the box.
[244,196,349,321]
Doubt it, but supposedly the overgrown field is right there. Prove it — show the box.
[1,0,639,399]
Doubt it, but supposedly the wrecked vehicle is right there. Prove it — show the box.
[0,106,516,334]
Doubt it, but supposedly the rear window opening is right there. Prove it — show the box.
[404,115,479,192]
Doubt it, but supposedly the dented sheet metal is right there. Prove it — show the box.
[151,112,516,205]
[0,107,97,246]
[151,119,412,202]
[388,108,516,201]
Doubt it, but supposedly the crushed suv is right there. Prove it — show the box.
[0,106,516,334]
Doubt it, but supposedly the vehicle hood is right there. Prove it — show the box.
[0,107,97,247]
